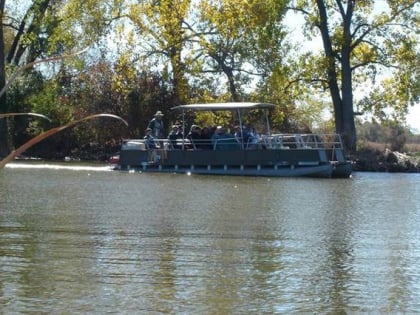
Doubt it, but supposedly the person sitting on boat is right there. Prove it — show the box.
[246,125,260,149]
[144,128,157,149]
[212,126,238,150]
[233,125,241,140]
[211,126,223,144]
[148,111,165,139]
[234,125,250,148]
[168,125,183,149]
[200,126,213,149]
[187,125,202,149]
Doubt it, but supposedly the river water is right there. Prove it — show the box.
[0,162,419,314]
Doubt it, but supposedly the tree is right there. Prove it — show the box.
[129,0,192,106]
[0,0,9,156]
[195,0,289,101]
[0,0,123,156]
[291,0,420,152]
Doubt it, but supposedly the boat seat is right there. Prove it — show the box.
[213,138,241,150]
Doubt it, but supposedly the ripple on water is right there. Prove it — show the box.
[0,170,419,313]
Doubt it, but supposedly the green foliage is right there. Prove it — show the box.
[1,0,124,123]
[356,119,416,152]
[195,0,289,100]
[129,0,192,104]
[1,0,418,158]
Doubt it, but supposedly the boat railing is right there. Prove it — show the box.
[264,133,344,150]
[122,133,344,151]
[122,138,199,150]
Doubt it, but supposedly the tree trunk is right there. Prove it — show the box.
[316,0,356,152]
[341,58,356,152]
[315,1,343,131]
[0,0,9,156]
[340,2,357,152]
[210,52,239,101]
[170,46,186,106]
[11,0,50,65]
[225,66,238,101]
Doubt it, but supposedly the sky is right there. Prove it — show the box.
[407,105,420,133]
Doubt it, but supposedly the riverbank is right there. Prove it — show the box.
[3,147,420,173]
[352,148,420,173]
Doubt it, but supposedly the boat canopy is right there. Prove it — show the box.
[171,102,276,111]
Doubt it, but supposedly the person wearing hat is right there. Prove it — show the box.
[148,110,165,140]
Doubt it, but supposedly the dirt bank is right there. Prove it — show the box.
[352,148,420,172]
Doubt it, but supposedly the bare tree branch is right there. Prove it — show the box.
[0,112,51,121]
[285,6,312,16]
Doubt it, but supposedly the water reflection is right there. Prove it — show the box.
[1,165,420,313]
[309,179,358,314]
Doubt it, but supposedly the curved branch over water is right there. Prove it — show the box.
[0,114,128,169]
[0,112,51,121]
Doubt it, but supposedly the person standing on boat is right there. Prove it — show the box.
[144,128,157,149]
[148,111,165,139]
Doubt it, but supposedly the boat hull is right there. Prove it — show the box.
[117,147,351,178]
[121,163,334,178]
[332,161,353,178]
